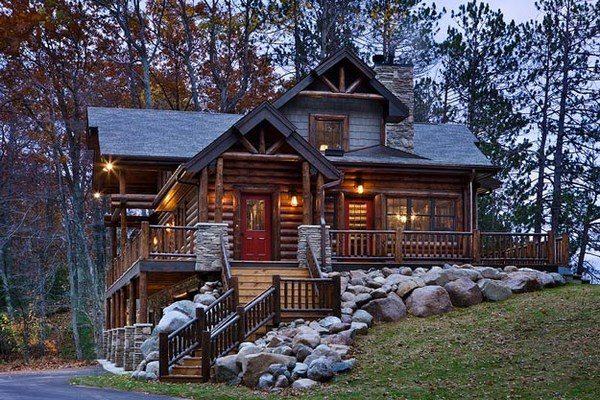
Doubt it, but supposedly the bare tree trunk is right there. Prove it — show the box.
[0,247,14,318]
[176,0,201,110]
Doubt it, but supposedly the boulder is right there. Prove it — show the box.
[381,267,398,277]
[341,291,356,302]
[361,293,407,322]
[399,267,413,276]
[421,269,451,286]
[292,332,321,349]
[235,344,262,365]
[145,371,158,381]
[332,358,356,373]
[215,355,240,384]
[474,267,505,280]
[385,273,413,286]
[354,293,372,307]
[347,285,371,295]
[550,272,566,285]
[406,286,453,317]
[478,279,512,302]
[395,277,425,298]
[350,321,368,335]
[241,353,296,388]
[444,278,483,307]
[292,378,318,390]
[370,288,388,299]
[145,360,159,376]
[291,362,308,380]
[307,357,334,382]
[292,343,312,362]
[504,265,518,272]
[154,310,191,334]
[328,322,351,334]
[503,272,542,293]
[318,316,342,329]
[257,373,274,389]
[445,268,482,282]
[322,328,356,346]
[140,336,158,358]
[144,351,159,363]
[303,344,341,367]
[351,309,373,326]
[163,300,196,319]
[308,321,329,334]
[268,363,289,377]
[272,345,293,356]
[274,374,290,388]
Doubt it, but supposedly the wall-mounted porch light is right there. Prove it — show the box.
[319,144,328,152]
[290,186,299,207]
[102,160,114,172]
[355,177,364,194]
[93,191,102,199]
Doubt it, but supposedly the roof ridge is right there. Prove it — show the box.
[87,105,242,117]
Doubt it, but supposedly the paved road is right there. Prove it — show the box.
[0,366,182,400]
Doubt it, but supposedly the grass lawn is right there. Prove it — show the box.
[72,284,600,399]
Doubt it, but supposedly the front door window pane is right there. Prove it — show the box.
[348,202,368,229]
[246,199,265,230]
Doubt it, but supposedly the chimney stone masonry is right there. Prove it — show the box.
[373,56,414,153]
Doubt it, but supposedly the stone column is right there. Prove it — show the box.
[114,327,125,368]
[195,222,229,272]
[297,225,332,272]
[109,329,116,363]
[123,326,135,371]
[133,323,153,369]
[101,330,109,359]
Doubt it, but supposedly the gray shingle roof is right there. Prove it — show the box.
[88,107,492,168]
[87,107,242,158]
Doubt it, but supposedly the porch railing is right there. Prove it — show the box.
[106,222,199,289]
[330,229,568,267]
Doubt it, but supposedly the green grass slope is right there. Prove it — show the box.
[73,284,600,400]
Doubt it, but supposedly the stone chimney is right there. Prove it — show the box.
[373,55,414,153]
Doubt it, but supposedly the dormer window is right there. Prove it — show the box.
[309,114,349,152]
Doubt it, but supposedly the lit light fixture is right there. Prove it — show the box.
[319,144,328,152]
[93,191,101,199]
[410,214,416,221]
[355,177,364,194]
[165,222,172,233]
[397,214,407,223]
[103,161,114,172]
[152,236,158,246]
[290,186,299,207]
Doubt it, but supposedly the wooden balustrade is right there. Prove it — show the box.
[479,232,550,266]
[279,276,341,319]
[205,289,237,331]
[329,229,567,267]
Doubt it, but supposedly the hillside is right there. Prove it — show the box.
[74,284,600,399]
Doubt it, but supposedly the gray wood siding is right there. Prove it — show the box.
[280,97,383,150]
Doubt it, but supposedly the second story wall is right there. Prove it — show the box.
[280,96,383,150]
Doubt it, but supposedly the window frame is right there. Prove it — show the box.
[308,113,349,152]
[386,197,457,231]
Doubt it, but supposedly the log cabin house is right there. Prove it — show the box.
[89,50,568,376]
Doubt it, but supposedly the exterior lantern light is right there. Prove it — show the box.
[355,177,364,194]
[319,144,328,152]
[103,161,114,172]
[93,191,102,199]
[152,236,158,246]
[290,186,299,207]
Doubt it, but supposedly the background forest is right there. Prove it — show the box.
[0,0,598,365]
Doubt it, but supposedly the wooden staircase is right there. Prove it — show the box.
[163,351,204,382]
[230,261,310,305]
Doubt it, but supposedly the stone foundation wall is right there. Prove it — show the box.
[114,328,125,367]
[195,223,229,272]
[133,323,153,368]
[123,326,135,371]
[298,225,332,272]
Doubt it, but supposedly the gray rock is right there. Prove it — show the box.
[235,344,262,365]
[504,265,518,272]
[328,322,351,333]
[257,373,275,389]
[399,267,413,276]
[304,344,342,366]
[350,321,368,335]
[274,374,290,388]
[370,288,388,299]
[144,351,159,363]
[406,286,453,317]
[503,272,542,293]
[145,360,159,376]
[340,314,353,324]
[550,272,566,285]
[341,301,357,310]
[215,355,240,384]
[395,277,425,298]
[385,273,413,286]
[307,357,334,382]
[145,371,158,381]
[341,291,356,302]
[329,344,350,357]
[140,336,158,358]
[136,360,147,372]
[194,293,217,306]
[354,293,372,307]
[413,267,427,275]
[318,316,342,329]
[292,378,318,390]
[291,362,308,380]
[322,328,356,346]
[352,309,374,326]
[421,269,451,286]
[241,353,296,388]
[347,285,371,294]
[163,300,196,319]
[154,310,191,334]
[474,267,504,280]
[272,345,294,356]
[444,278,483,307]
[308,321,329,334]
[478,279,512,302]
[292,332,321,349]
[332,358,356,373]
[268,363,289,377]
[292,343,312,362]
[362,292,407,322]
[445,268,482,282]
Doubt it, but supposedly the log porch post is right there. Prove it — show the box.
[138,272,148,323]
[215,158,224,223]
[105,297,111,330]
[472,229,481,264]
[314,173,324,224]
[302,162,312,225]
[547,230,555,265]
[128,281,135,325]
[199,168,208,222]
[118,170,127,252]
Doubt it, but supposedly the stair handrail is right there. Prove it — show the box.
[220,233,233,289]
[158,287,238,377]
[307,242,325,279]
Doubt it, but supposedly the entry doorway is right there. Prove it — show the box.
[240,193,272,261]
[344,198,374,256]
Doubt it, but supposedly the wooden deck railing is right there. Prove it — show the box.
[279,276,341,319]
[106,222,199,289]
[330,229,568,267]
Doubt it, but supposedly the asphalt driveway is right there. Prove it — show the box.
[0,366,182,400]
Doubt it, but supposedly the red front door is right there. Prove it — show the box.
[241,193,272,261]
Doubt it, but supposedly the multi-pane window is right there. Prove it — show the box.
[386,197,456,231]
[309,114,348,152]
[246,199,265,231]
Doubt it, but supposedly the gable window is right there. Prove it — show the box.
[386,197,457,231]
[309,114,349,152]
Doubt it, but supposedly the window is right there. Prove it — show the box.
[386,197,456,231]
[246,199,265,231]
[309,114,348,152]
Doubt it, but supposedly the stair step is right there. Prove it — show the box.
[160,374,204,383]
[180,357,202,367]
[171,365,202,376]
